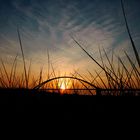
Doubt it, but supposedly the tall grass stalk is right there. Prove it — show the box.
[17,27,28,88]
[71,35,120,87]
[72,71,94,95]
[9,54,18,87]
[47,49,50,80]
[0,58,10,86]
[121,0,140,67]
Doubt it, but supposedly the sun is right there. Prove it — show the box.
[60,82,66,90]
[58,78,72,91]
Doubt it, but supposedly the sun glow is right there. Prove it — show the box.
[58,78,72,91]
[60,82,66,90]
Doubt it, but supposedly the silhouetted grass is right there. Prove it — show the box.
[17,27,28,88]
[71,35,140,95]
[0,0,140,96]
[121,0,140,67]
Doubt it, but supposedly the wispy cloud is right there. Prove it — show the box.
[0,0,140,74]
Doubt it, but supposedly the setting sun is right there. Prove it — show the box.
[58,78,72,91]
[60,82,66,90]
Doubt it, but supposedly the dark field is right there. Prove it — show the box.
[0,89,140,120]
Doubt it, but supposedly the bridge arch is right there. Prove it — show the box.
[33,76,98,90]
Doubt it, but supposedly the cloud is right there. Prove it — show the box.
[0,0,140,75]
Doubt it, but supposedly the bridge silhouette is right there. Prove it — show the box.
[33,76,98,95]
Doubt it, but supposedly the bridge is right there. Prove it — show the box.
[33,76,140,96]
[33,76,98,95]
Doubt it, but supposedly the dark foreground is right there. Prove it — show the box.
[0,89,140,120]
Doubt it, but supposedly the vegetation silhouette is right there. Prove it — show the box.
[0,0,140,116]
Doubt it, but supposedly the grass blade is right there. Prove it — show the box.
[17,27,28,88]
[121,0,140,67]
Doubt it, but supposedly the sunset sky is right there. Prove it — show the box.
[0,0,140,76]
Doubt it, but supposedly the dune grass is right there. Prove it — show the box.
[121,0,140,68]
[70,35,140,95]
[0,0,140,96]
[0,28,139,95]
